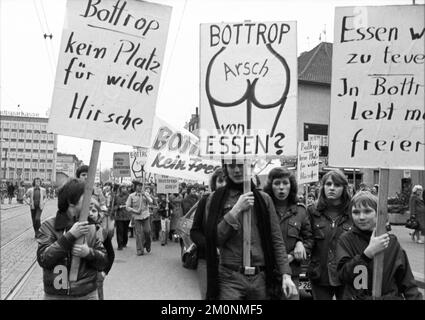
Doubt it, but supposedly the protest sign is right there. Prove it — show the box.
[129,147,149,180]
[329,5,424,169]
[297,140,320,185]
[199,21,298,159]
[113,152,131,177]
[48,0,172,147]
[156,175,179,194]
[145,117,221,183]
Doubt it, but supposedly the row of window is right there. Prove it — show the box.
[0,122,48,131]
[2,152,54,159]
[3,169,53,181]
[1,141,55,150]
[1,161,54,169]
[1,131,55,141]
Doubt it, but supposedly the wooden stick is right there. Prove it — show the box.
[243,159,251,267]
[69,140,101,282]
[372,168,389,298]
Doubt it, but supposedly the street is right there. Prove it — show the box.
[1,198,423,300]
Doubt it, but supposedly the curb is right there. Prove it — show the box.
[0,204,24,211]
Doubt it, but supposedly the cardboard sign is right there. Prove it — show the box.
[329,5,424,169]
[297,140,320,185]
[129,147,149,180]
[113,152,131,177]
[145,117,221,183]
[48,0,172,147]
[199,21,298,159]
[156,174,179,194]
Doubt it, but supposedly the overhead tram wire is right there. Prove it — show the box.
[32,0,55,79]
[157,0,189,101]
[39,0,57,67]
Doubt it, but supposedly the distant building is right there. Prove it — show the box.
[56,152,83,187]
[186,42,424,196]
[0,111,57,185]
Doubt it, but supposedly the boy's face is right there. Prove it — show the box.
[352,204,376,231]
[89,202,100,222]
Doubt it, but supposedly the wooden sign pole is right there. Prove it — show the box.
[69,140,101,282]
[243,159,252,267]
[372,168,389,298]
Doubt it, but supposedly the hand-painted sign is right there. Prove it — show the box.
[113,152,131,177]
[297,140,320,185]
[146,117,221,183]
[156,174,179,194]
[129,147,149,180]
[48,0,172,147]
[199,21,297,159]
[330,5,424,169]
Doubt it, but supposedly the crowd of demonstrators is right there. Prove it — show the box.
[409,185,425,244]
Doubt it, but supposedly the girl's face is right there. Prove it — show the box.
[352,204,376,231]
[89,203,99,222]
[272,177,291,201]
[307,196,315,206]
[324,177,343,200]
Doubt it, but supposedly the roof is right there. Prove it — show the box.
[298,42,332,85]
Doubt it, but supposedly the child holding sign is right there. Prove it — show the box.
[336,191,422,300]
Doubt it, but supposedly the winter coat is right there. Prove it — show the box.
[113,192,131,221]
[337,226,422,300]
[37,211,108,297]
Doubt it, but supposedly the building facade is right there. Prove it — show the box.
[56,152,83,187]
[0,111,57,185]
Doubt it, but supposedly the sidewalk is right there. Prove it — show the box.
[0,198,24,211]
[391,225,425,289]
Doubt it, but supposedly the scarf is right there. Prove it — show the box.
[205,180,276,300]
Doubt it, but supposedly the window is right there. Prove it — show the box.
[10,141,17,148]
[18,142,24,149]
[47,143,54,150]
[26,132,32,139]
[9,152,16,158]
[33,133,40,140]
[1,131,9,138]
[19,123,25,129]
[4,122,10,129]
[46,163,53,169]
[24,171,30,180]
[19,132,25,139]
[42,124,47,131]
[41,133,47,140]
[25,153,31,159]
[39,153,46,159]
[31,162,38,169]
[10,132,17,139]
[48,133,54,141]
[24,162,31,169]
[26,123,33,130]
[39,163,45,169]
[17,162,23,168]
[47,153,53,159]
[11,123,18,129]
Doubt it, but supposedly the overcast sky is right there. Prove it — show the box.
[1,0,421,168]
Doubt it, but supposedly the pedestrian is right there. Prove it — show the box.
[157,193,173,246]
[17,181,25,204]
[125,181,153,255]
[0,181,7,204]
[190,167,226,299]
[113,185,131,250]
[263,167,314,300]
[409,185,425,244]
[37,178,108,300]
[337,191,422,300]
[307,169,353,300]
[7,181,15,204]
[371,184,379,196]
[150,188,161,241]
[202,160,297,300]
[24,177,47,237]
[182,185,199,215]
[169,191,183,242]
[76,165,107,211]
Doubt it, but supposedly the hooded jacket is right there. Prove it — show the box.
[37,211,108,297]
[336,226,422,300]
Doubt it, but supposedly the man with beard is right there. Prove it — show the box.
[202,160,297,300]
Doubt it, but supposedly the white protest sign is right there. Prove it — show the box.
[48,0,172,147]
[199,21,298,159]
[297,140,320,185]
[113,152,131,177]
[329,5,424,169]
[146,117,221,183]
[156,175,179,194]
[129,147,149,180]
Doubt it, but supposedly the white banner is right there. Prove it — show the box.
[199,21,298,159]
[48,0,172,147]
[329,5,424,169]
[146,117,221,183]
[156,175,179,194]
[297,140,320,185]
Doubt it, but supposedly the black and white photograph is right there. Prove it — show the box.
[0,0,424,306]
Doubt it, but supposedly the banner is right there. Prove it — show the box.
[329,5,424,169]
[199,21,298,159]
[156,175,179,194]
[145,117,221,183]
[113,152,131,177]
[48,0,172,147]
[297,141,320,185]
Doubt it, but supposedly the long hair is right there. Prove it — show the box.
[317,169,351,212]
[32,177,41,187]
[263,167,298,205]
[210,168,225,192]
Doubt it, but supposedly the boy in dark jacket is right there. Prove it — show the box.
[336,191,422,300]
[37,179,108,300]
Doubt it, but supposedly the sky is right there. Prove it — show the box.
[1,0,422,169]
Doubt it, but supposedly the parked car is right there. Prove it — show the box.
[175,201,199,268]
